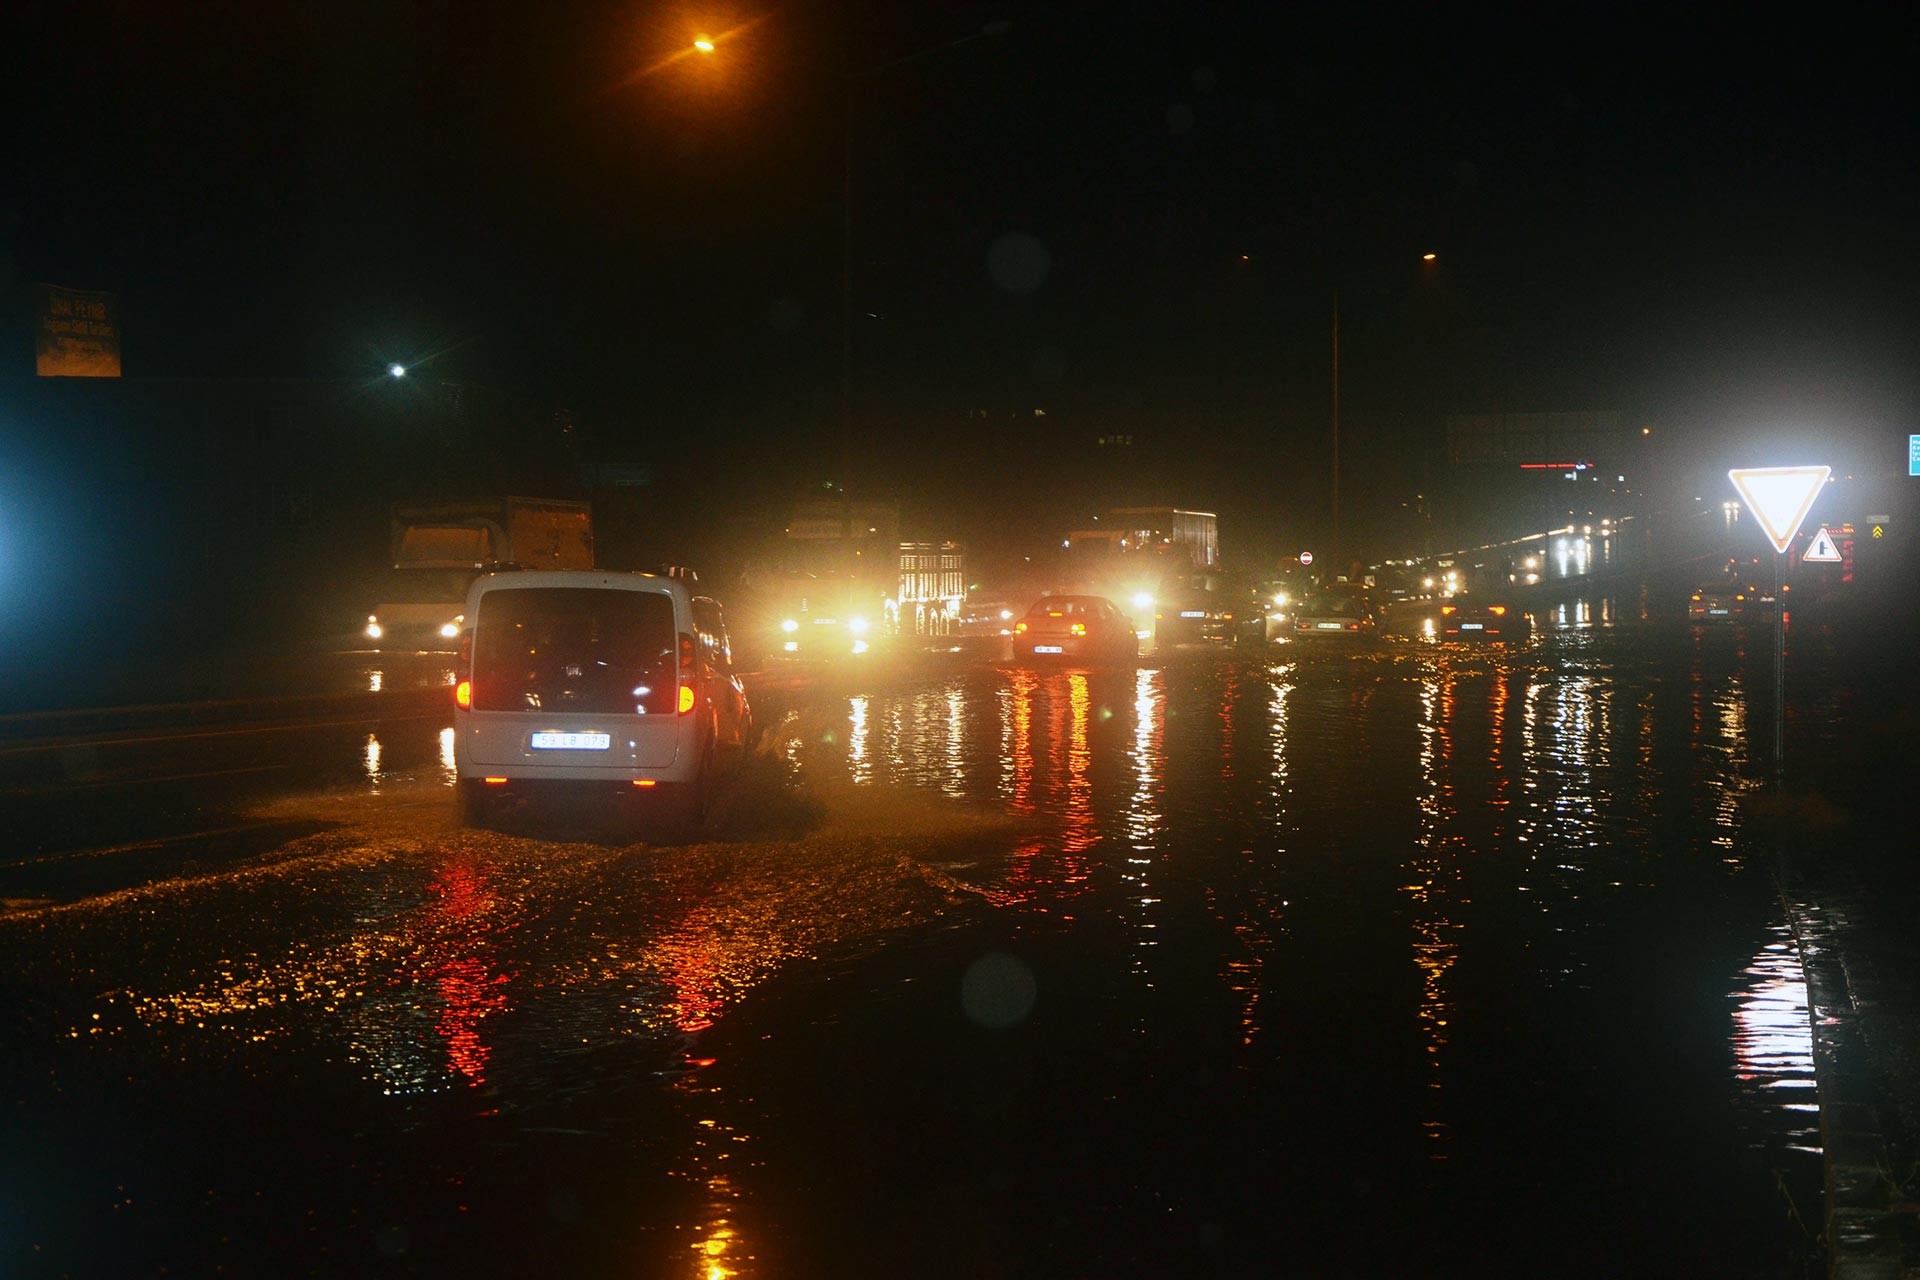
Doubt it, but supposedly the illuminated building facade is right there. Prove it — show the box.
[897,540,966,635]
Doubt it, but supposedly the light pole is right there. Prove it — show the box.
[837,21,1013,612]
[1329,251,1437,577]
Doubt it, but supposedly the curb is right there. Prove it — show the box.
[1782,892,1916,1279]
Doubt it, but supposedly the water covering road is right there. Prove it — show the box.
[0,626,1842,1277]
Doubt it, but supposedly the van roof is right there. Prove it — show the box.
[471,569,694,598]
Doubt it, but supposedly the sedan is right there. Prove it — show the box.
[1289,595,1377,638]
[1439,598,1528,640]
[1014,595,1139,663]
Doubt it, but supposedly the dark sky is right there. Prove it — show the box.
[6,2,1918,558]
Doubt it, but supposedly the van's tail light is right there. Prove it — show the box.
[678,632,696,714]
[455,680,472,709]
[458,629,472,667]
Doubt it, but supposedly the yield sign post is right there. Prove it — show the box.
[1728,465,1830,553]
[1727,465,1830,780]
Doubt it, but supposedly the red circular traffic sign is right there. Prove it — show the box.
[1299,551,1314,566]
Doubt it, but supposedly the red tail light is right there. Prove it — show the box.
[455,680,472,709]
[1347,622,1359,630]
[678,632,696,715]
[1440,605,1456,616]
[1015,621,1028,634]
[1070,622,1086,636]
[457,629,472,667]
[631,779,657,789]
[1489,605,1507,616]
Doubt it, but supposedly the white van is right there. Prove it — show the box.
[451,570,752,839]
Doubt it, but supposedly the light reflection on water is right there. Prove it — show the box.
[1731,926,1821,1155]
[1407,661,1460,1157]
[63,635,1826,1266]
[799,644,1814,1179]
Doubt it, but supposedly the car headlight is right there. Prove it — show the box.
[366,618,383,640]
[781,619,799,633]
[1130,592,1154,610]
[851,639,870,655]
[439,622,460,639]
[848,616,870,635]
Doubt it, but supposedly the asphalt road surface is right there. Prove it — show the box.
[2,622,1874,1277]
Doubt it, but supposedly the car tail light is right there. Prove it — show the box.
[1441,605,1456,616]
[631,779,656,789]
[1347,622,1359,630]
[1489,605,1507,616]
[483,777,508,786]
[455,680,472,709]
[1015,621,1027,634]
[678,633,696,714]
[1070,623,1086,636]
[458,629,472,667]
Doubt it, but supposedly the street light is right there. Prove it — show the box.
[388,363,406,379]
[835,21,1012,606]
[1330,250,1436,575]
[692,37,715,53]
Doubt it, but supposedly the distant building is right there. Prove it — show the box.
[1441,410,1640,546]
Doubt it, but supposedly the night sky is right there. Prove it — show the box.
[6,2,1919,560]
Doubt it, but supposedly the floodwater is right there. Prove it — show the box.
[0,623,1841,1277]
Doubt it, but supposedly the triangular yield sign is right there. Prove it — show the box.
[1804,525,1842,562]
[1728,466,1831,554]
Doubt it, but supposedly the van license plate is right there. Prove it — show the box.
[1034,645,1063,654]
[1459,622,1484,630]
[531,732,612,751]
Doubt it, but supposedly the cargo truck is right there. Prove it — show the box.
[362,497,593,651]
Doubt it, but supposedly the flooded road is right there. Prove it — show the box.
[0,626,1842,1276]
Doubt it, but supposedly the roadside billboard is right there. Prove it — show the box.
[35,283,121,377]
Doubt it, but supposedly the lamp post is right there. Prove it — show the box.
[1328,251,1438,578]
[836,21,1012,613]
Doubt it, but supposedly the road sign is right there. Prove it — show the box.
[1804,526,1842,563]
[1728,466,1830,554]
[1909,435,1920,477]
[1299,551,1314,566]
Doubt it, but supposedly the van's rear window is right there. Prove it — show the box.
[472,588,677,715]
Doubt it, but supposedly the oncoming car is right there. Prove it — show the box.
[452,570,752,840]
[1014,595,1138,663]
